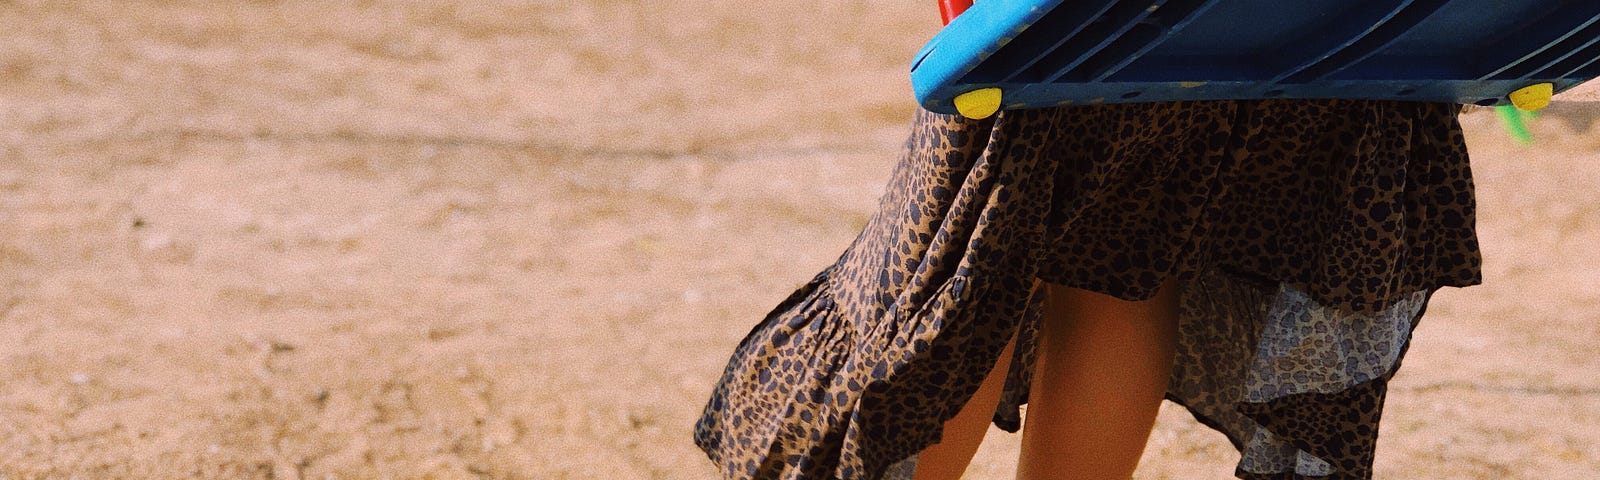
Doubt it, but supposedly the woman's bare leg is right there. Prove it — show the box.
[911,329,1018,480]
[1016,281,1180,480]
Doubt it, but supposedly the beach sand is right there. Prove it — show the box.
[2,1,1598,478]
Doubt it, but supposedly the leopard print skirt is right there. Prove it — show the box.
[694,100,1482,479]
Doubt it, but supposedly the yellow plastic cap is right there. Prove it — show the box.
[1509,82,1553,111]
[953,88,1002,119]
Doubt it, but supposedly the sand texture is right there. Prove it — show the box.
[2,1,1599,478]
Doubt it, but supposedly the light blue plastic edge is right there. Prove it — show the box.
[909,0,1064,112]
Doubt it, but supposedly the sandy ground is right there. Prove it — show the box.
[1,1,1598,479]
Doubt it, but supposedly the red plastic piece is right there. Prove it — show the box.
[939,0,973,25]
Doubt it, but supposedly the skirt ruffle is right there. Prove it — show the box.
[695,100,1481,479]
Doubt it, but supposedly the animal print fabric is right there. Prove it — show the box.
[694,100,1481,479]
